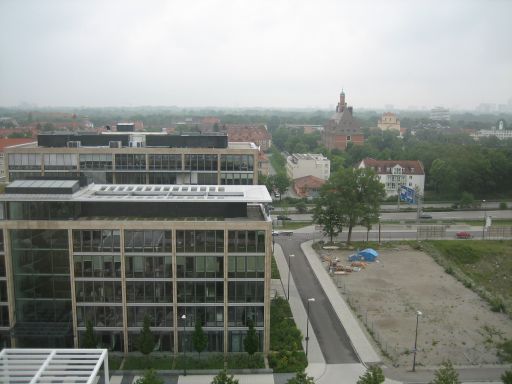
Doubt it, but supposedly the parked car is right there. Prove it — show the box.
[456,231,472,239]
[272,230,280,236]
[420,213,433,219]
[276,215,291,221]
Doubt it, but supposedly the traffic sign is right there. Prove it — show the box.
[400,185,416,204]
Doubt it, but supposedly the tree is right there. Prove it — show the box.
[82,320,98,348]
[295,200,307,214]
[192,320,208,358]
[287,370,315,384]
[319,168,385,244]
[313,187,344,243]
[458,192,474,208]
[502,370,512,384]
[356,365,385,384]
[430,361,460,384]
[244,320,259,355]
[135,369,163,384]
[136,315,156,357]
[274,173,291,199]
[211,369,239,384]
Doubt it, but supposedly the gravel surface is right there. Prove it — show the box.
[318,244,512,367]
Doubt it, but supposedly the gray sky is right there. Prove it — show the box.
[1,0,511,110]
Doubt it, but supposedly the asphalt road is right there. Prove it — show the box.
[276,233,359,364]
[283,209,511,222]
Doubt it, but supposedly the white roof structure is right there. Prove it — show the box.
[0,183,272,203]
[0,348,109,384]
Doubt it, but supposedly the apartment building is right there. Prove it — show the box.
[0,180,272,354]
[286,153,330,181]
[358,158,425,198]
[4,132,259,186]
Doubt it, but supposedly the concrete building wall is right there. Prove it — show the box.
[286,154,330,181]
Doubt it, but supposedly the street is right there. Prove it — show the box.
[276,234,359,364]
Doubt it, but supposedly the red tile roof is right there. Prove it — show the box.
[0,138,36,151]
[360,158,424,175]
[293,175,326,197]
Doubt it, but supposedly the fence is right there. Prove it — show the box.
[333,275,401,363]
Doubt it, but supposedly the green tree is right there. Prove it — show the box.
[136,315,156,357]
[313,187,344,243]
[244,320,259,355]
[287,370,315,384]
[82,320,98,348]
[502,370,512,384]
[430,361,460,384]
[211,369,239,384]
[459,192,474,208]
[274,173,291,199]
[356,365,385,384]
[135,369,163,384]
[322,168,385,244]
[429,159,456,195]
[192,320,208,358]
[295,200,307,214]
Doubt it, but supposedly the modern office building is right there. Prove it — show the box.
[0,180,272,355]
[4,132,259,186]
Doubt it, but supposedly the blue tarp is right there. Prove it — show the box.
[348,248,379,262]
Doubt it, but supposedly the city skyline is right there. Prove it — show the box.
[1,0,511,110]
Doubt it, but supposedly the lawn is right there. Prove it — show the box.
[425,240,512,314]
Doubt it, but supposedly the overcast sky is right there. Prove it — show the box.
[1,0,511,110]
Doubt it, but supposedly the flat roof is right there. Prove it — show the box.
[0,348,109,384]
[0,182,272,203]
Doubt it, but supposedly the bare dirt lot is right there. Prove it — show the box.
[318,244,512,367]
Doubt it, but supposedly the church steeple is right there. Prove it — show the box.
[337,89,347,112]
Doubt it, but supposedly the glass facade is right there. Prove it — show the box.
[7,150,258,185]
[2,223,268,353]
[10,229,73,347]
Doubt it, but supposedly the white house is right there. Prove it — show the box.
[358,158,425,198]
[286,153,330,181]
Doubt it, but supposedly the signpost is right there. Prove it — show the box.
[400,185,416,204]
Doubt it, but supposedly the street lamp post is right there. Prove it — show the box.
[305,298,315,357]
[181,314,187,376]
[412,310,422,372]
[378,216,382,245]
[287,254,295,301]
[482,199,486,240]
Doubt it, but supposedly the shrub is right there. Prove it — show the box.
[268,351,307,373]
[356,365,385,384]
[490,297,506,313]
[499,202,508,210]
[430,360,460,384]
[498,340,512,363]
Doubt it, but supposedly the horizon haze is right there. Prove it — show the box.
[1,0,511,110]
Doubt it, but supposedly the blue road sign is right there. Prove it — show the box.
[400,185,416,204]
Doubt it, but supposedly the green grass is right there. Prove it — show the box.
[174,354,224,369]
[425,240,512,314]
[108,355,123,370]
[271,254,280,279]
[226,353,265,369]
[123,355,174,370]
